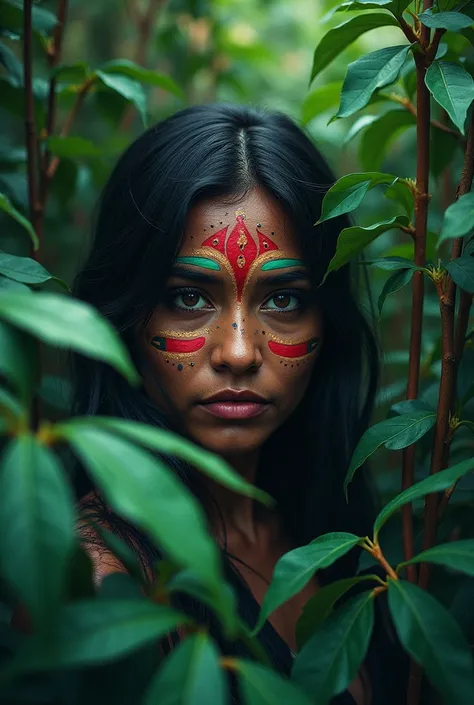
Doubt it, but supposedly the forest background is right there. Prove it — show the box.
[0,0,474,703]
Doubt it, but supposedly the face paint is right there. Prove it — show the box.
[175,256,221,271]
[261,258,305,271]
[151,334,206,354]
[268,337,321,359]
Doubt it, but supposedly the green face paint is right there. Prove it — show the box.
[175,256,220,271]
[260,258,305,271]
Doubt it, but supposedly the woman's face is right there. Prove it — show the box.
[137,186,323,460]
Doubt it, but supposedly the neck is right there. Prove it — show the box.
[205,449,265,544]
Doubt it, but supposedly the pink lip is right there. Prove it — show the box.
[200,401,269,419]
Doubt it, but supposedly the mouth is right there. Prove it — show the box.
[198,389,270,420]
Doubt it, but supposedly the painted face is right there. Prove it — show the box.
[137,186,324,459]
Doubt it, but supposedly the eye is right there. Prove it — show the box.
[170,288,214,312]
[261,290,301,312]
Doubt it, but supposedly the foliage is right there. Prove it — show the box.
[0,0,473,704]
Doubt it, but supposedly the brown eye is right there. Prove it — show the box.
[273,294,291,309]
[261,291,300,312]
[171,289,212,312]
[181,292,200,307]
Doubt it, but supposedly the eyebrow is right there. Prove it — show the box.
[255,270,311,286]
[169,265,220,284]
[261,258,305,271]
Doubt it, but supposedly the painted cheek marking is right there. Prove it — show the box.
[175,256,220,271]
[151,336,206,353]
[261,258,305,271]
[268,338,320,358]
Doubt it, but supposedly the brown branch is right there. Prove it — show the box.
[119,0,166,132]
[387,94,462,138]
[37,0,69,242]
[23,0,40,256]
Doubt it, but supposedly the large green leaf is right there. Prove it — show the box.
[373,456,474,538]
[0,0,57,37]
[0,192,38,250]
[296,575,378,648]
[388,580,474,704]
[292,592,374,705]
[47,136,101,158]
[336,0,411,16]
[144,633,227,705]
[252,533,362,634]
[364,256,420,271]
[99,59,184,100]
[56,423,222,591]
[446,256,474,292]
[301,82,343,123]
[0,319,36,402]
[0,383,25,424]
[90,417,271,506]
[310,13,400,83]
[359,110,416,170]
[398,539,474,576]
[345,412,437,492]
[0,435,75,631]
[419,9,474,30]
[425,61,474,135]
[15,600,185,670]
[234,660,313,705]
[335,45,413,119]
[0,252,68,289]
[316,172,400,224]
[324,215,410,279]
[96,71,147,126]
[0,291,139,385]
[0,40,22,84]
[438,192,474,245]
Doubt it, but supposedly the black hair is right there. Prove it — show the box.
[69,102,380,673]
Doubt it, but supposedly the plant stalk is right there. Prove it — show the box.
[23,0,40,256]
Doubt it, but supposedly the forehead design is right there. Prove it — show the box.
[200,212,279,301]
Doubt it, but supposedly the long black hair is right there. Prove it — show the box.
[69,102,380,671]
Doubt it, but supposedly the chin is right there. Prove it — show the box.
[189,425,270,458]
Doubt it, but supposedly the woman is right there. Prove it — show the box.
[71,103,403,705]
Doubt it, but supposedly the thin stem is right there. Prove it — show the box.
[23,0,40,256]
[387,94,462,139]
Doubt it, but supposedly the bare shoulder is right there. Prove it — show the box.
[77,490,128,585]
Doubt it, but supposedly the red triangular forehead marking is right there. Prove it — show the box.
[257,229,278,252]
[201,225,228,253]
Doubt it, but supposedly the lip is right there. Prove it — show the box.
[198,389,270,420]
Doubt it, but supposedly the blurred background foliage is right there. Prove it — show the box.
[0,0,473,552]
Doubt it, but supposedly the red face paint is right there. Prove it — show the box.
[201,215,279,301]
[151,336,206,353]
[268,338,320,358]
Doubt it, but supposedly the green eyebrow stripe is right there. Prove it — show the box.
[261,258,305,271]
[175,256,220,271]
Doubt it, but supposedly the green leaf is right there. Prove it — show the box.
[0,0,57,37]
[458,345,474,405]
[378,267,416,316]
[446,256,474,293]
[96,71,147,126]
[253,533,361,634]
[0,275,30,292]
[56,422,222,591]
[345,412,437,492]
[0,192,38,250]
[398,539,474,576]
[52,62,89,83]
[16,600,186,670]
[301,82,342,123]
[335,45,413,119]
[0,41,22,84]
[388,580,474,704]
[0,252,68,289]
[383,178,415,217]
[337,0,411,15]
[365,256,420,271]
[324,215,410,279]
[99,59,184,100]
[296,575,378,648]
[47,136,101,159]
[0,383,25,422]
[0,291,139,386]
[419,10,474,31]
[425,61,474,135]
[374,456,474,538]
[316,172,400,224]
[144,633,227,705]
[90,417,272,506]
[292,592,374,705]
[359,110,416,170]
[0,435,75,631]
[310,13,400,83]
[234,660,313,705]
[0,319,36,402]
[343,115,378,145]
[439,193,474,244]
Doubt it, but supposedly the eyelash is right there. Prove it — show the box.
[167,286,307,314]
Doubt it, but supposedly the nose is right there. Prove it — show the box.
[210,313,263,375]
